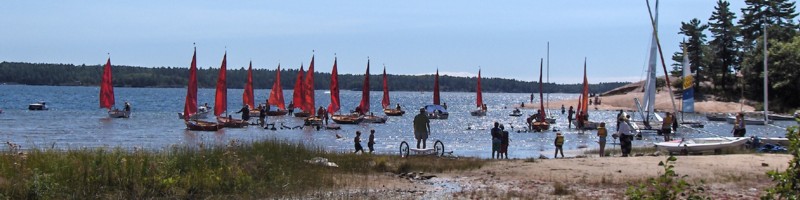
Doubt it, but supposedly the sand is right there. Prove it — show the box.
[342,154,791,199]
[519,91,755,114]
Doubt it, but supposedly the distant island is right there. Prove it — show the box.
[0,61,628,94]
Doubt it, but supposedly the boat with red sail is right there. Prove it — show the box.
[469,69,486,116]
[531,59,550,132]
[266,64,289,116]
[572,58,598,130]
[424,70,448,119]
[329,57,362,125]
[357,59,387,123]
[381,66,405,116]
[213,52,248,128]
[183,47,222,131]
[100,56,130,118]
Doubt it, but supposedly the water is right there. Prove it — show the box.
[0,85,795,158]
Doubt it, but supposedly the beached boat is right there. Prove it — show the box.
[266,64,289,116]
[531,59,549,131]
[182,47,221,131]
[725,116,773,125]
[425,70,449,119]
[655,137,748,154]
[381,66,405,116]
[469,69,486,116]
[28,101,48,110]
[99,57,130,118]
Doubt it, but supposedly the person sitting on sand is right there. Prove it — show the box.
[354,131,364,154]
[597,122,608,157]
[554,132,565,158]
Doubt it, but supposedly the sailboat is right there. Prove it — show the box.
[469,69,486,116]
[531,59,550,131]
[572,58,598,130]
[358,59,387,123]
[301,55,323,126]
[424,69,448,119]
[100,57,130,118]
[214,52,248,128]
[291,64,306,117]
[243,61,259,117]
[330,57,363,125]
[382,66,405,116]
[266,64,289,116]
[183,47,222,131]
[678,43,704,128]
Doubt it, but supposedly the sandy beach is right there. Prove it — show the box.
[344,154,791,199]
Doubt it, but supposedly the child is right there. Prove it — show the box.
[597,122,607,157]
[354,131,364,154]
[554,132,565,158]
[368,129,376,154]
[500,125,510,159]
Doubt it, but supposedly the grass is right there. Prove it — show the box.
[0,139,485,199]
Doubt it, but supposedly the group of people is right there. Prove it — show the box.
[490,122,510,159]
[353,129,377,154]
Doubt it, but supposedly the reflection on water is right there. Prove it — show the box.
[0,85,795,158]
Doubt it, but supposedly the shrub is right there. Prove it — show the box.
[761,125,800,200]
[625,155,709,199]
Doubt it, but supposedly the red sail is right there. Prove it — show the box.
[268,64,286,110]
[357,60,370,115]
[214,52,227,117]
[242,61,255,109]
[538,59,546,122]
[327,58,341,114]
[183,48,198,120]
[292,65,305,110]
[99,58,115,110]
[476,69,483,108]
[433,69,440,105]
[381,66,390,109]
[580,58,589,116]
[303,55,315,113]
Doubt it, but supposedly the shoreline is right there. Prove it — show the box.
[517,91,757,114]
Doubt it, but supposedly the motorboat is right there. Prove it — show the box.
[177,106,210,120]
[509,109,523,117]
[28,101,48,110]
[655,137,748,154]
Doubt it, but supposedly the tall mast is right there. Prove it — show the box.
[763,22,768,124]
[546,42,550,110]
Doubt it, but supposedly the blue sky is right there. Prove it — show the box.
[0,1,744,84]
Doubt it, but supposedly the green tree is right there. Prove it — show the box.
[678,18,709,92]
[739,0,799,49]
[708,0,740,100]
[762,125,799,199]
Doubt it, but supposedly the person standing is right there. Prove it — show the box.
[597,122,608,157]
[123,101,131,112]
[561,104,565,115]
[554,132,565,158]
[733,113,746,137]
[661,112,674,141]
[490,122,501,159]
[530,93,534,103]
[368,129,376,154]
[616,110,625,131]
[287,102,295,115]
[413,108,431,149]
[500,125,510,159]
[618,118,634,157]
[354,131,364,154]
[235,105,250,121]
[567,106,575,129]
[258,104,267,127]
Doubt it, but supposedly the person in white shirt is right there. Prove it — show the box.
[618,117,635,157]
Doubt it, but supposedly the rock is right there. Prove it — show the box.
[538,155,549,159]
[762,163,769,167]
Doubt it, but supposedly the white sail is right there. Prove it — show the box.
[641,0,658,123]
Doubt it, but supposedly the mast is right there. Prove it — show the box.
[304,55,316,113]
[476,68,483,108]
[433,69,440,105]
[538,58,546,122]
[328,57,340,114]
[763,22,768,124]
[646,0,679,117]
[546,42,550,110]
[381,65,390,109]
[357,58,371,115]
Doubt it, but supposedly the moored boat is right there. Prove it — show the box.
[469,69,486,116]
[381,65,404,116]
[705,113,729,121]
[655,137,748,154]
[99,57,130,118]
[182,46,221,131]
[28,101,48,110]
[185,120,223,131]
[725,116,773,125]
[266,63,290,116]
[384,109,405,116]
[425,70,448,119]
[216,116,249,128]
[531,59,549,131]
[331,114,362,124]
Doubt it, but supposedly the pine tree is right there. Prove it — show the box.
[678,18,709,91]
[708,0,740,99]
[739,0,799,49]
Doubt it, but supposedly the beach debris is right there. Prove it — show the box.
[538,155,549,159]
[398,172,436,181]
[304,157,339,168]
[761,163,769,167]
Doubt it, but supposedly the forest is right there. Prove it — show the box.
[669,0,799,112]
[0,61,627,94]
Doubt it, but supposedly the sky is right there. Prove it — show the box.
[0,1,746,84]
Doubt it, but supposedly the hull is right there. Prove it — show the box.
[216,117,248,128]
[294,112,311,118]
[509,110,523,117]
[384,109,405,116]
[108,110,130,118]
[362,115,387,124]
[177,110,209,120]
[726,116,773,125]
[185,120,222,131]
[469,110,486,116]
[28,103,48,110]
[571,120,598,130]
[705,113,729,121]
[545,117,556,124]
[427,112,449,119]
[267,110,288,116]
[304,117,324,126]
[531,121,550,132]
[768,114,795,121]
[655,137,748,153]
[331,115,362,124]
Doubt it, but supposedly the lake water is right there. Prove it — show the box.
[0,85,796,158]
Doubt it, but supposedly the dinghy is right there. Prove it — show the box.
[381,66,405,116]
[655,137,748,154]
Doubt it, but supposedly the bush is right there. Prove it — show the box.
[625,155,709,199]
[761,125,800,200]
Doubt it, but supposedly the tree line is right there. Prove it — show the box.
[0,61,627,94]
[671,0,799,112]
